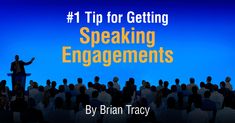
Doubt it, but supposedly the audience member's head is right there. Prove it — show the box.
[129,78,135,85]
[164,81,169,88]
[46,79,51,86]
[0,80,7,93]
[142,80,146,86]
[113,76,119,83]
[69,84,75,90]
[88,82,93,88]
[51,81,56,88]
[181,84,187,90]
[190,77,195,84]
[175,78,180,85]
[145,82,150,88]
[200,81,205,88]
[59,85,65,93]
[100,84,106,91]
[1,80,6,86]
[63,78,68,85]
[33,82,38,88]
[220,81,226,88]
[207,76,212,83]
[108,81,113,88]
[171,85,177,92]
[29,80,33,86]
[125,81,130,87]
[77,78,82,84]
[213,84,218,91]
[225,76,231,83]
[158,79,163,86]
[38,86,44,92]
[151,86,157,92]
[205,83,213,91]
[94,76,100,83]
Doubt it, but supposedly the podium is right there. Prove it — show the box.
[7,73,31,92]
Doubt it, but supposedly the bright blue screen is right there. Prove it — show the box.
[1,0,235,89]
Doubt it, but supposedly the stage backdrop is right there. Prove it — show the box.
[0,0,235,90]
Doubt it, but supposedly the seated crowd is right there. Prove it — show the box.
[0,76,235,123]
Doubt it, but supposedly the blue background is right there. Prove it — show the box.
[0,0,235,90]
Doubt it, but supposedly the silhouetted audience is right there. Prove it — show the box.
[0,76,234,123]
